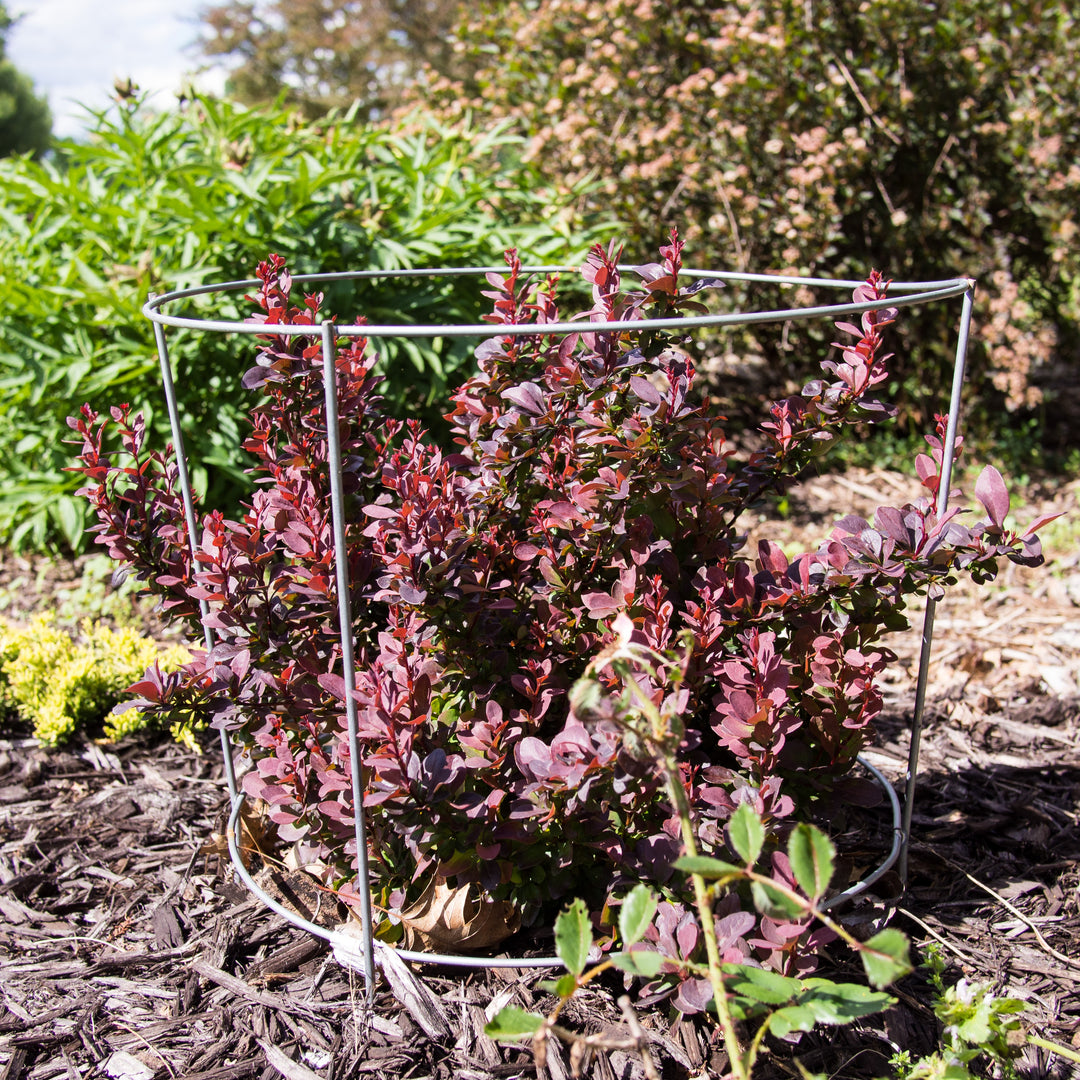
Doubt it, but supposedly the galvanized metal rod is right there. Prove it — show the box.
[150,306,236,801]
[320,321,376,991]
[148,266,972,300]
[145,272,977,965]
[143,267,972,311]
[898,281,976,886]
[820,757,902,909]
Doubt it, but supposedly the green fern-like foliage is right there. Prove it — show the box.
[0,613,191,746]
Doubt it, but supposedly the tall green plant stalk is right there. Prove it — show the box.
[601,644,748,1075]
[580,628,916,1078]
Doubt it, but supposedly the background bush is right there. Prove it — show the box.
[424,0,1079,464]
[0,92,600,552]
[199,0,463,120]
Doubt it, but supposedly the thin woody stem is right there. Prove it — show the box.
[614,669,749,1080]
[662,753,749,1080]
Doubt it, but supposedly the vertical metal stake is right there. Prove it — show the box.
[899,282,976,886]
[321,322,376,992]
[150,305,236,800]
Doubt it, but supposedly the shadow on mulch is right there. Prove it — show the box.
[823,701,1080,1080]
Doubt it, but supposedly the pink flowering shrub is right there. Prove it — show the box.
[429,0,1080,448]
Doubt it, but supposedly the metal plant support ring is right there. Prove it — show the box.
[143,266,977,991]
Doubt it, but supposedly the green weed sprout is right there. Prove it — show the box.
[891,943,1080,1079]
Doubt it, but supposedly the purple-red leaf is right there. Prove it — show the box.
[757,539,789,576]
[582,591,620,617]
[975,465,1010,527]
[1022,511,1065,539]
[126,679,162,702]
[501,382,547,415]
[629,375,662,405]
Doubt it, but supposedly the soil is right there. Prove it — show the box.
[1,469,1078,1080]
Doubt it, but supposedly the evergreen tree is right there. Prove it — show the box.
[0,2,52,159]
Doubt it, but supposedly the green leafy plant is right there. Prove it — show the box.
[0,613,191,746]
[0,90,602,551]
[889,943,1080,1080]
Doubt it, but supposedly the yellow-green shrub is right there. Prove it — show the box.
[0,613,191,746]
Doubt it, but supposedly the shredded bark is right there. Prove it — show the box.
[1,471,1077,1079]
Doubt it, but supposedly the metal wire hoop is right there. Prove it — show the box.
[143,265,972,339]
[145,265,976,990]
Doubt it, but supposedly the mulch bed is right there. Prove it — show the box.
[1,470,1078,1080]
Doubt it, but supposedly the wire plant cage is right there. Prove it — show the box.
[142,264,976,992]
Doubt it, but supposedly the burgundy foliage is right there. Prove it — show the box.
[70,234,1053,995]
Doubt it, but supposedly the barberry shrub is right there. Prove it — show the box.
[71,232,1054,988]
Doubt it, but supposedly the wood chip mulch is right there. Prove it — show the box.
[1,471,1078,1079]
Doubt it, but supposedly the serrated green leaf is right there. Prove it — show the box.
[768,1003,820,1037]
[610,950,664,978]
[787,823,835,902]
[554,898,592,977]
[990,997,1027,1016]
[619,884,658,946]
[955,1003,993,1045]
[484,1006,545,1040]
[750,879,806,920]
[674,855,743,879]
[798,978,894,1022]
[860,928,913,989]
[722,964,802,1005]
[728,803,765,866]
[724,996,755,1021]
[939,1067,973,1079]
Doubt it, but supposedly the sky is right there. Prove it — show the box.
[7,0,229,139]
